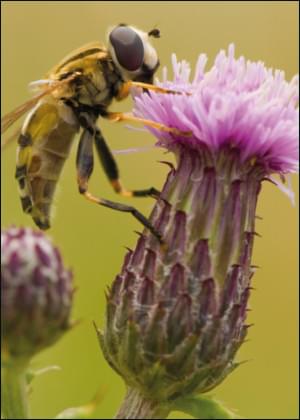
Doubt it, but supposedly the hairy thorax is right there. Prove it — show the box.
[50,49,124,109]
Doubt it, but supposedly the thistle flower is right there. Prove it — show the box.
[1,226,73,361]
[99,45,299,418]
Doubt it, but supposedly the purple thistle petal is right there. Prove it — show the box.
[134,45,298,176]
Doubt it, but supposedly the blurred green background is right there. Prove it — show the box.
[1,1,298,419]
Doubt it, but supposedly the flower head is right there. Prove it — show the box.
[135,44,298,174]
[100,46,298,404]
[1,227,73,360]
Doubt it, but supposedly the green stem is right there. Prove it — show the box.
[114,388,170,419]
[173,395,244,419]
[1,360,30,419]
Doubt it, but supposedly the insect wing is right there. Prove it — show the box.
[1,94,45,135]
[1,126,22,150]
[1,74,79,135]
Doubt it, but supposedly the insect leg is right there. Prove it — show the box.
[117,80,191,100]
[76,124,95,194]
[83,192,163,244]
[76,120,162,243]
[102,111,192,137]
[94,127,160,198]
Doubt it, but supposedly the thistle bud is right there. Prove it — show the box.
[1,227,73,361]
[100,45,298,411]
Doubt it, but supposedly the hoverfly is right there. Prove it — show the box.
[2,24,189,241]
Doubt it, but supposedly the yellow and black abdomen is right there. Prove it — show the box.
[16,96,79,229]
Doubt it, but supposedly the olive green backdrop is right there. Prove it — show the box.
[1,2,298,419]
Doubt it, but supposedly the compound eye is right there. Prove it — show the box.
[110,26,144,71]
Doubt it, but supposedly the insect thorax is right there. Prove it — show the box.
[58,57,124,113]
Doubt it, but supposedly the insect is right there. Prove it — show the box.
[1,24,189,241]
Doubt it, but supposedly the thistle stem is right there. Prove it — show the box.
[114,388,170,419]
[1,359,30,419]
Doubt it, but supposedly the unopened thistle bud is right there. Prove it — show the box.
[1,227,73,361]
[99,45,298,417]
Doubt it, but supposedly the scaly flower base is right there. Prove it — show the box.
[100,145,263,404]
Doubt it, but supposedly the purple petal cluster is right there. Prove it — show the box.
[134,44,299,174]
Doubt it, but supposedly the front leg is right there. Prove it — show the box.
[103,111,192,137]
[117,80,191,100]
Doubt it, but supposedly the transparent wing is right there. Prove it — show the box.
[1,73,79,135]
[1,126,22,150]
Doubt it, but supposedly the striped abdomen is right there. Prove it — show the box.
[16,97,79,229]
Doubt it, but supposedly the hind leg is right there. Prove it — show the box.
[94,127,160,199]
[76,119,162,243]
